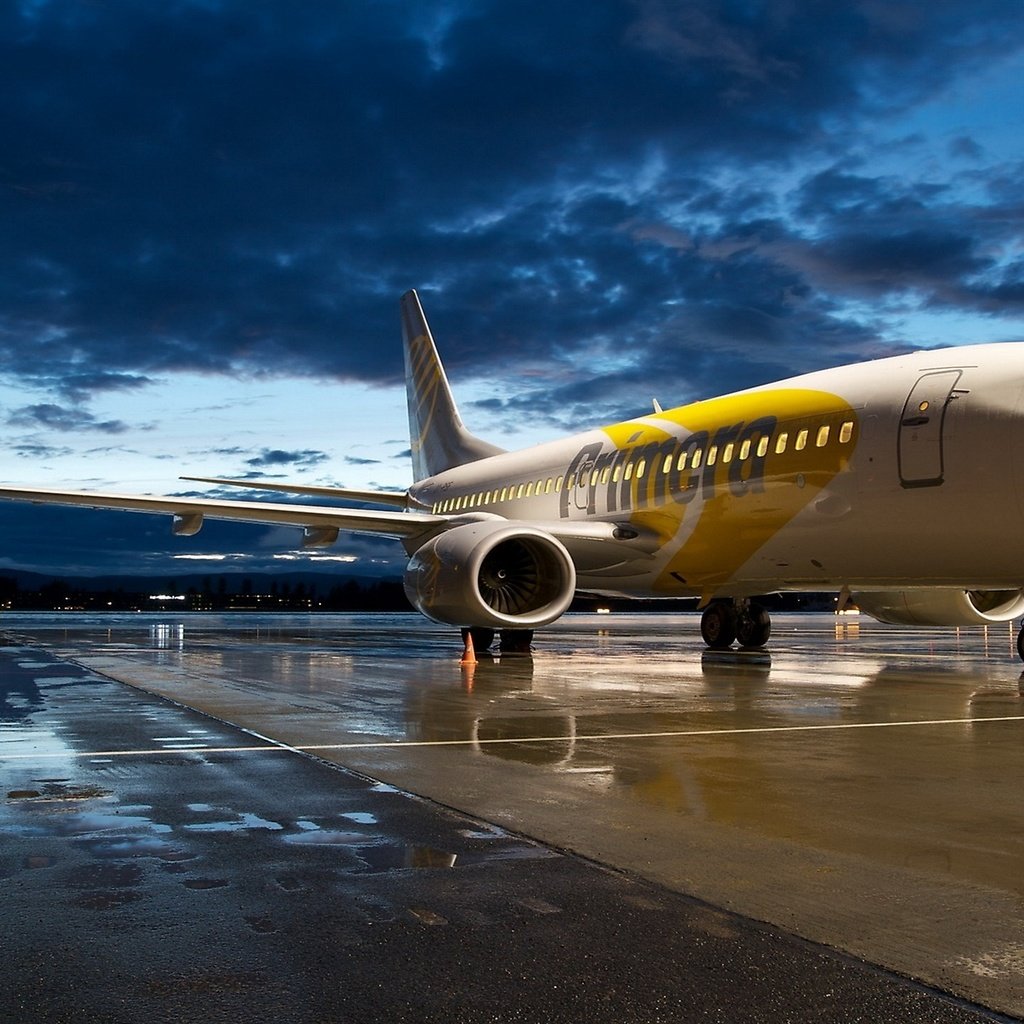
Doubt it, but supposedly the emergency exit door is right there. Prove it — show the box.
[898,370,962,488]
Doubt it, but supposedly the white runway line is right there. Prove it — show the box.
[2,713,1024,761]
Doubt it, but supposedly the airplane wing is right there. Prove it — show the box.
[0,482,644,547]
[0,485,439,542]
[179,476,410,509]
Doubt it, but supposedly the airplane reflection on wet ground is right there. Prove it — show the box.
[2,611,1023,1021]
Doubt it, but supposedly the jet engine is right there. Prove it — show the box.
[404,521,576,628]
[851,589,1024,626]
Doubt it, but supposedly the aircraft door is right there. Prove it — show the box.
[898,370,962,488]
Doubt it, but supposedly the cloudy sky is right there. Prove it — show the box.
[2,0,1024,577]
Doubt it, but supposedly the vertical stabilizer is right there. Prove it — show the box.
[401,290,506,482]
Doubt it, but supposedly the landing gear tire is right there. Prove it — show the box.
[736,604,772,649]
[499,629,534,655]
[1016,624,1024,663]
[464,627,495,653]
[701,603,737,649]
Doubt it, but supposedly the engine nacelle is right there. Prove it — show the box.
[404,522,576,629]
[851,589,1024,626]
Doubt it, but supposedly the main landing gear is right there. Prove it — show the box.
[700,600,772,651]
[460,627,534,657]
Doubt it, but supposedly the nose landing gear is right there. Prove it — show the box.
[701,600,772,651]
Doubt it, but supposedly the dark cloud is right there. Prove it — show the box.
[6,403,129,433]
[344,455,380,466]
[6,370,154,403]
[244,448,329,468]
[949,135,984,161]
[12,442,75,460]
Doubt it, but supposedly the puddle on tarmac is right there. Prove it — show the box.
[460,826,511,840]
[353,844,458,871]
[74,836,194,861]
[280,828,456,869]
[341,812,378,825]
[279,817,556,871]
[183,811,283,832]
[8,781,111,801]
[4,809,171,839]
[283,829,367,846]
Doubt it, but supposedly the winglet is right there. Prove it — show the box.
[401,290,505,481]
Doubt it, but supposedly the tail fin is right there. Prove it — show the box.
[401,290,505,482]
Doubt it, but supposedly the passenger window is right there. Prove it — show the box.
[567,473,576,489]
[775,433,788,454]
[692,448,703,469]
[590,469,599,487]
[676,450,688,471]
[555,476,563,492]
[500,487,508,502]
[525,481,534,497]
[795,429,808,451]
[738,439,751,461]
[839,421,854,444]
[601,467,611,484]
[545,478,553,493]
[662,454,672,475]
[624,463,634,481]
[537,479,544,493]
[722,443,734,464]
[816,425,830,448]
[517,484,526,499]
[636,459,647,478]
[757,436,769,458]
[612,464,622,483]
[707,446,718,466]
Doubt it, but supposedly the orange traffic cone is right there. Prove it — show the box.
[460,630,478,666]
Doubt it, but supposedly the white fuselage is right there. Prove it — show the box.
[409,343,1024,599]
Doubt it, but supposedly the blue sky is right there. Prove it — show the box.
[2,0,1024,577]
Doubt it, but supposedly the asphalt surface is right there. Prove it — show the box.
[1,615,1020,1022]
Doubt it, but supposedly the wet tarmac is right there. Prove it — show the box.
[2,611,1024,1022]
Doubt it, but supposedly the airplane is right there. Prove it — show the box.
[3,289,1024,660]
